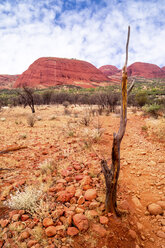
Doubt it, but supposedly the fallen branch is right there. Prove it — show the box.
[0,146,27,155]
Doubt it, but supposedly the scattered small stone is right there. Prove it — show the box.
[21,215,30,221]
[27,240,38,248]
[77,196,85,205]
[0,118,6,122]
[45,226,57,237]
[157,201,165,210]
[19,231,30,241]
[67,227,79,236]
[92,224,107,237]
[43,218,54,227]
[0,219,9,228]
[75,207,85,214]
[89,201,100,209]
[137,222,143,231]
[56,190,73,203]
[84,189,97,201]
[99,216,109,225]
[147,203,163,215]
[149,237,155,242]
[75,189,83,198]
[86,210,98,218]
[73,214,89,231]
[132,196,142,209]
[148,161,156,166]
[156,230,165,239]
[128,229,137,240]
[12,214,20,222]
[160,219,165,226]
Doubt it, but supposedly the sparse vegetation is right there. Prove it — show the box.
[39,159,55,173]
[143,104,161,118]
[27,113,36,127]
[5,185,43,215]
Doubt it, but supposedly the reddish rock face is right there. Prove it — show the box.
[161,66,165,71]
[99,65,121,77]
[14,57,109,88]
[99,62,165,80]
[0,75,19,89]
[127,62,165,78]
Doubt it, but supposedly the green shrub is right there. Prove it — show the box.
[143,104,161,118]
[135,91,149,107]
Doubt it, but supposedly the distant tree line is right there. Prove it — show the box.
[0,87,164,116]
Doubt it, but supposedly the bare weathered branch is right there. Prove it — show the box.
[124,25,130,68]
[0,146,27,155]
[101,26,131,216]
[128,79,135,96]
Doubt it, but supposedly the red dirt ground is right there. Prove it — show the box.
[0,106,164,248]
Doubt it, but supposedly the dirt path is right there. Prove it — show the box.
[101,111,165,248]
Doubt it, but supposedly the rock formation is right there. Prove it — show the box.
[99,62,165,79]
[99,65,121,77]
[14,57,109,88]
[127,62,165,78]
[0,75,19,89]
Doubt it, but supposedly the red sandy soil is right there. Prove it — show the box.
[0,106,164,248]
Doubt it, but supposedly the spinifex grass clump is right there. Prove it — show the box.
[5,185,43,215]
[27,114,36,127]
[39,159,55,173]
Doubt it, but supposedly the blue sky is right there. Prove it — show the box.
[0,0,165,74]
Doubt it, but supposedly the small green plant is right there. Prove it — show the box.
[135,91,149,107]
[143,104,161,118]
[141,125,148,131]
[27,114,36,127]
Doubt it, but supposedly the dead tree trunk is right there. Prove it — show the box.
[101,26,133,216]
[17,86,35,113]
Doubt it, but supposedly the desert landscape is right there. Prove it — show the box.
[0,0,165,247]
[0,99,164,248]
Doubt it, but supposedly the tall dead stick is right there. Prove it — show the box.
[101,26,131,216]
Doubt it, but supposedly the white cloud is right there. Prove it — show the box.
[0,0,165,74]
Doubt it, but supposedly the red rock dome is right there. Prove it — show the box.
[99,65,121,77]
[127,62,165,78]
[14,57,109,88]
[0,75,19,89]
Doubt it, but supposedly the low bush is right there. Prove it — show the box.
[27,114,36,127]
[143,104,161,118]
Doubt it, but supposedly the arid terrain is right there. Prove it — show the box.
[0,105,164,248]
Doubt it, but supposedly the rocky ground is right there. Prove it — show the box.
[0,105,164,248]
